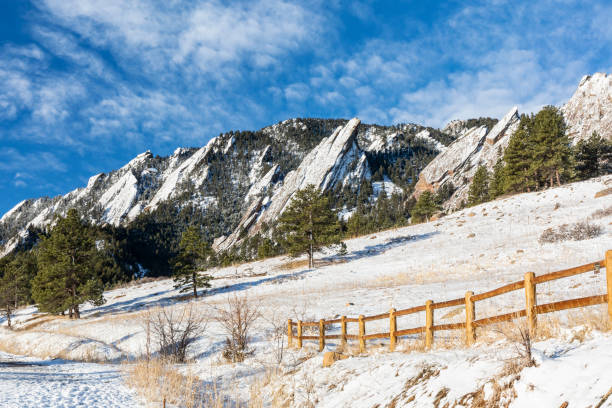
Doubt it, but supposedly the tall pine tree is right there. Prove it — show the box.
[503,114,535,193]
[276,185,341,268]
[172,226,213,298]
[574,131,612,180]
[467,165,490,206]
[489,157,506,199]
[411,191,439,223]
[32,209,105,318]
[530,106,573,187]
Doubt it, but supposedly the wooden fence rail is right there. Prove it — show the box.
[287,250,611,353]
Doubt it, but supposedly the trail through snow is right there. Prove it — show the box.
[0,352,140,408]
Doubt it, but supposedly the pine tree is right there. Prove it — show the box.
[467,165,490,206]
[574,132,612,180]
[503,114,535,193]
[411,191,439,223]
[32,209,105,318]
[276,184,341,268]
[489,157,506,199]
[172,226,213,298]
[530,106,573,187]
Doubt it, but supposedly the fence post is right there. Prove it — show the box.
[319,319,325,352]
[524,272,537,337]
[389,308,397,352]
[425,300,434,349]
[341,316,347,347]
[359,315,366,353]
[465,291,475,346]
[297,320,303,349]
[287,319,293,348]
[606,250,612,326]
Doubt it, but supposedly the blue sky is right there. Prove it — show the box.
[1,0,612,215]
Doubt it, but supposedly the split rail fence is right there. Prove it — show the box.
[287,250,612,352]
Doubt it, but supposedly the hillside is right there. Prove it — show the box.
[1,175,611,406]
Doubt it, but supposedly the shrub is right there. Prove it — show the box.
[215,294,260,362]
[539,221,602,244]
[144,304,206,363]
[590,206,612,219]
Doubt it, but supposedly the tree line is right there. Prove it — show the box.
[466,106,611,207]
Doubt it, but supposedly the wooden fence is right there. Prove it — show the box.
[287,250,611,352]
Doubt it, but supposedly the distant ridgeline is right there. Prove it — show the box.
[0,117,456,278]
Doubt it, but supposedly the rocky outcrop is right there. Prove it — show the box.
[415,107,520,209]
[214,118,371,251]
[562,73,612,142]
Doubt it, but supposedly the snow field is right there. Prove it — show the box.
[0,175,611,406]
[0,352,140,408]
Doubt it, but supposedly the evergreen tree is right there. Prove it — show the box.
[467,165,490,206]
[530,106,573,187]
[489,157,506,199]
[276,185,341,268]
[503,114,535,193]
[32,209,105,318]
[574,132,612,180]
[411,191,439,223]
[172,226,213,298]
[346,210,369,237]
[434,182,455,206]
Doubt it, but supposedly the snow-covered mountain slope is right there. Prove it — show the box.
[1,176,611,406]
[1,118,448,255]
[415,107,520,208]
[563,72,612,142]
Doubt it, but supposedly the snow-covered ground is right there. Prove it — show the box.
[0,352,140,407]
[1,175,611,406]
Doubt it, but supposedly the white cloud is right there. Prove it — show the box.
[284,83,310,102]
[306,1,612,127]
[38,0,165,47]
[0,149,67,174]
[172,1,323,75]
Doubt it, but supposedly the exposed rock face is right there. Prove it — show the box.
[2,117,447,255]
[415,107,520,209]
[214,118,370,251]
[562,73,612,142]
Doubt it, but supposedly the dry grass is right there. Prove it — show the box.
[110,276,167,291]
[275,258,347,271]
[124,359,240,408]
[15,314,65,331]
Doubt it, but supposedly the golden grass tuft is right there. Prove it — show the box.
[276,258,347,271]
[124,359,231,408]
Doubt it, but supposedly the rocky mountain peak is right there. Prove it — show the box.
[415,106,520,209]
[213,118,369,251]
[562,72,612,142]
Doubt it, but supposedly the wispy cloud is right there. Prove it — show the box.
[307,0,612,126]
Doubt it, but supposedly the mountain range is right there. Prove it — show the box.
[2,73,611,258]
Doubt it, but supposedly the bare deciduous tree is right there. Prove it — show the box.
[145,303,206,363]
[215,294,260,362]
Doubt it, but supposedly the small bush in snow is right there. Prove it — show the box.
[590,206,612,219]
[215,294,260,362]
[539,221,602,244]
[144,304,206,363]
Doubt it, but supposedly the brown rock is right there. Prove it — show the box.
[323,352,348,367]
[595,188,612,198]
